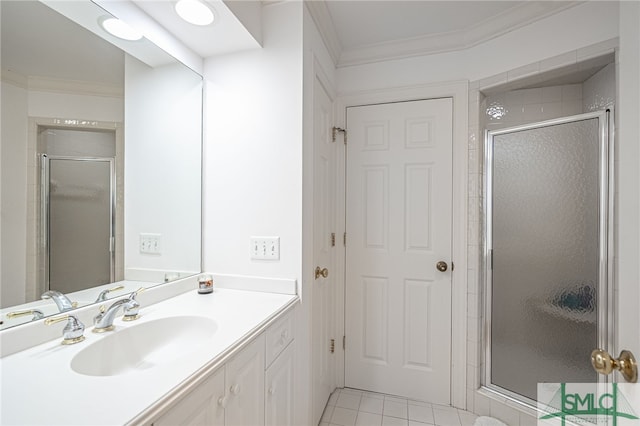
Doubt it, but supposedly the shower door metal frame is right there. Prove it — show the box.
[40,154,116,294]
[482,110,614,407]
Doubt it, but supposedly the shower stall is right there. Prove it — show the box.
[41,155,115,294]
[483,110,613,405]
[37,125,117,296]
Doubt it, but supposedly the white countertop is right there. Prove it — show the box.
[0,287,298,425]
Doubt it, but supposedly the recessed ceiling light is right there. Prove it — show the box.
[175,0,215,26]
[99,16,143,41]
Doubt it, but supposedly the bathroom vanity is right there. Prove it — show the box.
[0,276,298,426]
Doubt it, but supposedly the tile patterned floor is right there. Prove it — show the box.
[320,388,479,426]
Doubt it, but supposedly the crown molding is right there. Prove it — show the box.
[1,69,28,89]
[305,0,342,66]
[28,75,123,98]
[2,70,123,98]
[336,1,583,68]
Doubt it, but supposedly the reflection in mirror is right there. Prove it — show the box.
[0,1,202,329]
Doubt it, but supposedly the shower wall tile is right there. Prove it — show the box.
[467,317,479,343]
[490,401,521,426]
[521,88,542,105]
[542,86,562,103]
[539,51,577,73]
[467,340,480,367]
[467,293,479,319]
[562,99,583,115]
[467,268,479,296]
[541,102,562,119]
[519,412,538,426]
[478,72,508,91]
[576,38,618,61]
[468,127,478,151]
[507,62,540,82]
[483,84,583,129]
[467,365,480,391]
[583,63,615,112]
[561,84,582,100]
[473,393,491,416]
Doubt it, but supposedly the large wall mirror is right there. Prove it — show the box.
[1,0,202,329]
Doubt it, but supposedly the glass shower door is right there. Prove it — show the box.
[484,111,612,404]
[43,156,114,294]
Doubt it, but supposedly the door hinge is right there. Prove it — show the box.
[343,232,347,247]
[331,233,336,247]
[332,127,347,144]
[330,338,335,354]
[343,335,346,350]
[490,249,493,270]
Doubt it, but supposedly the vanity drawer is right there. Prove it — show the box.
[265,310,294,368]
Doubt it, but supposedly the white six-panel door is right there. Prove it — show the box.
[312,77,336,424]
[345,98,453,403]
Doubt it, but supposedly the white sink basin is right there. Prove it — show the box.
[71,316,218,376]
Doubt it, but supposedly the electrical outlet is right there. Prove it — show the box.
[140,233,162,254]
[250,237,280,260]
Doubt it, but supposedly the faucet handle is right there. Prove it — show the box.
[95,285,125,303]
[123,287,145,322]
[7,309,45,321]
[130,287,146,299]
[45,314,85,345]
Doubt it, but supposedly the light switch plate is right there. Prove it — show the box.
[250,237,280,260]
[140,233,161,254]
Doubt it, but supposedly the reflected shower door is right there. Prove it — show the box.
[484,111,611,403]
[43,156,114,294]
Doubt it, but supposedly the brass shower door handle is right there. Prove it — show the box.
[591,348,638,383]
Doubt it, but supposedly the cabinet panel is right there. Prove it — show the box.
[265,342,295,426]
[154,367,225,426]
[265,311,295,367]
[226,334,265,426]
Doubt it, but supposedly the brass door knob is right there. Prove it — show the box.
[591,348,638,383]
[315,267,329,279]
[436,261,448,272]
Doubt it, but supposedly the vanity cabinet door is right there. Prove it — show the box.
[225,334,265,426]
[265,342,295,426]
[153,367,225,426]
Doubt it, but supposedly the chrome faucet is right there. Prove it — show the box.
[45,314,85,345]
[93,288,144,332]
[41,290,76,312]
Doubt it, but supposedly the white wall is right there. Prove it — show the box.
[1,81,28,307]
[203,2,303,282]
[203,3,304,423]
[124,55,202,281]
[336,2,619,94]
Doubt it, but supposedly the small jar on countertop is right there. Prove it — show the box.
[198,274,214,294]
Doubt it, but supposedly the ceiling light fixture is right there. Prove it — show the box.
[99,16,143,41]
[175,0,215,26]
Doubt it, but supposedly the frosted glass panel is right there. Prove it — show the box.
[490,118,600,401]
[49,159,112,293]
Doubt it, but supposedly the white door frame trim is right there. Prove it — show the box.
[335,81,469,408]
